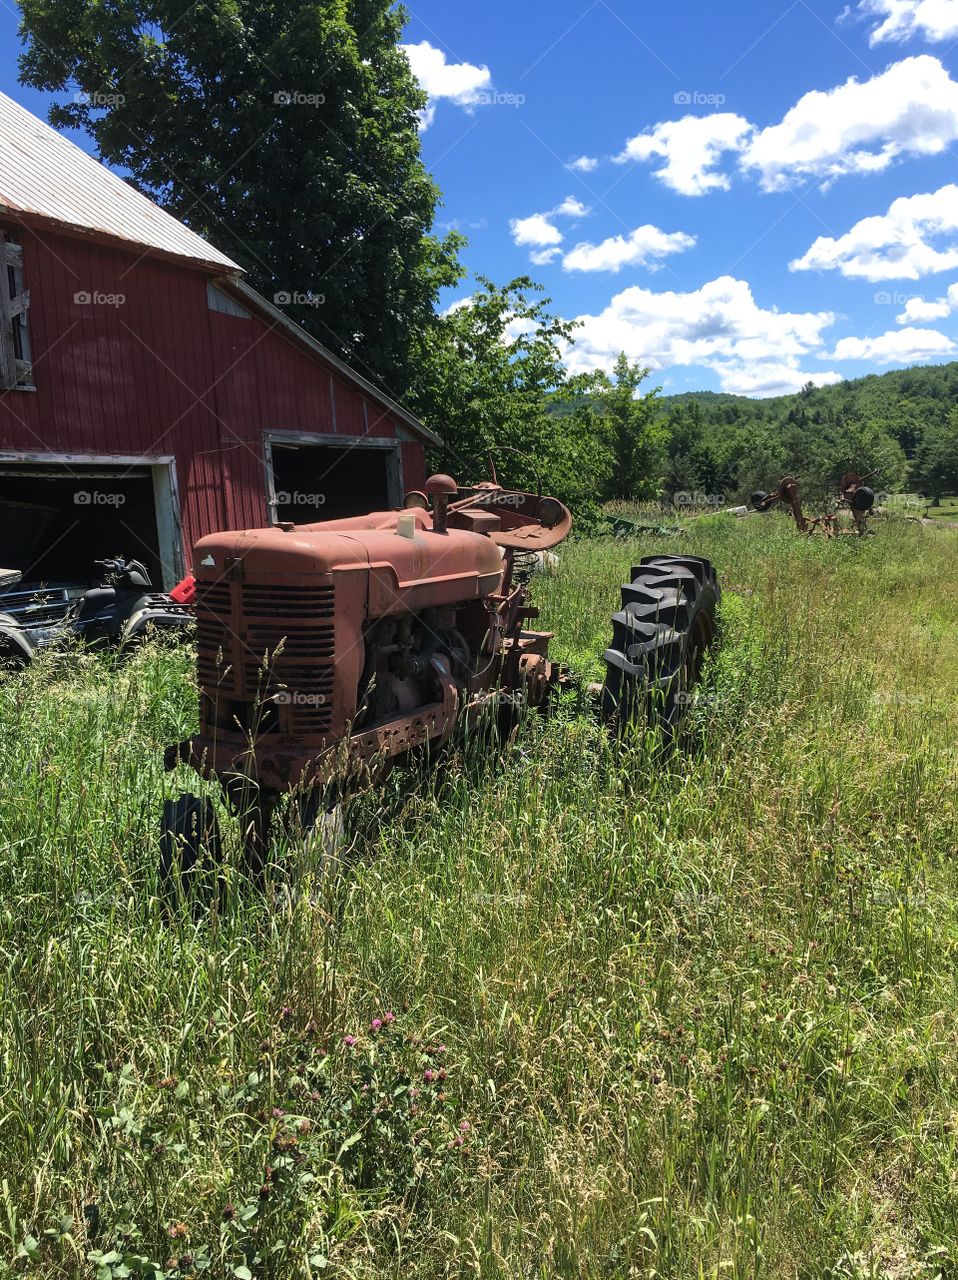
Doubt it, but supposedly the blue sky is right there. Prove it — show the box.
[4,0,958,396]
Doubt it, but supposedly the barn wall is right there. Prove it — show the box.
[0,222,426,560]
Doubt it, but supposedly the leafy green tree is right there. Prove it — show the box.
[663,400,726,497]
[912,411,958,499]
[17,0,462,394]
[408,277,608,510]
[808,416,907,498]
[588,354,665,501]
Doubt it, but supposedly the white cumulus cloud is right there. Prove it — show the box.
[566,275,838,396]
[896,290,956,321]
[742,56,958,191]
[832,326,957,362]
[509,197,588,260]
[510,214,564,249]
[562,225,696,273]
[790,183,958,281]
[401,41,492,130]
[567,155,599,172]
[617,113,753,196]
[859,0,958,44]
[719,361,844,397]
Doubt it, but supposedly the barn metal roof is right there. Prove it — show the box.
[0,90,240,272]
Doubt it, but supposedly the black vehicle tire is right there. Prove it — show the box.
[601,554,720,739]
[0,638,30,671]
[159,793,223,911]
[850,485,875,513]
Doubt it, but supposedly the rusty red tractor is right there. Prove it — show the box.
[162,474,720,899]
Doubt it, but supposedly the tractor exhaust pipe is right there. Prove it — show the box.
[425,474,458,535]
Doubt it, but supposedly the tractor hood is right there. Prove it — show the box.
[193,508,505,614]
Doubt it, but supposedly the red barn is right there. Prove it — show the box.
[0,90,435,588]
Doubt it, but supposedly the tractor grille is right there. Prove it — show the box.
[195,580,336,735]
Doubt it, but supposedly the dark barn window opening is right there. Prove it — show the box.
[268,440,400,525]
[0,464,162,585]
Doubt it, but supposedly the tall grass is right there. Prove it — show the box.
[1,513,957,1278]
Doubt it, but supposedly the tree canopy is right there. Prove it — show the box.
[18,0,462,396]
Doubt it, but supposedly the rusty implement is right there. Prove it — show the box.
[757,474,875,537]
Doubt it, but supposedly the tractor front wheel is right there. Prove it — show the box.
[601,554,720,740]
[159,793,223,911]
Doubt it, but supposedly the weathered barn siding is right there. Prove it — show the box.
[0,220,427,560]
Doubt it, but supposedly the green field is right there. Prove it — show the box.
[2,513,958,1279]
[923,497,958,524]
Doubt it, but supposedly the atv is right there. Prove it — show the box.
[0,557,193,667]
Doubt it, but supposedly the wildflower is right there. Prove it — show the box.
[177,1255,194,1272]
[423,1068,436,1083]
[167,1223,188,1240]
[437,1068,447,1081]
[343,1035,357,1048]
[370,1018,382,1032]
[298,1118,311,1135]
[157,1076,177,1090]
[222,1203,236,1221]
[259,1183,271,1200]
[280,1005,293,1019]
[383,1011,396,1024]
[459,1120,471,1133]
[271,1107,286,1119]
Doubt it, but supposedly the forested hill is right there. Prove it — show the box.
[655,361,958,502]
[661,362,958,455]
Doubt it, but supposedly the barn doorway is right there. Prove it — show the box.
[0,457,182,588]
[265,433,402,525]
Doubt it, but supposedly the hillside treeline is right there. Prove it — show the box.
[660,363,958,505]
[422,281,958,512]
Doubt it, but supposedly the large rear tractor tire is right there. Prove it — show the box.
[601,555,720,739]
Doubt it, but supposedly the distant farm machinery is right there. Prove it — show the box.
[751,471,877,537]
